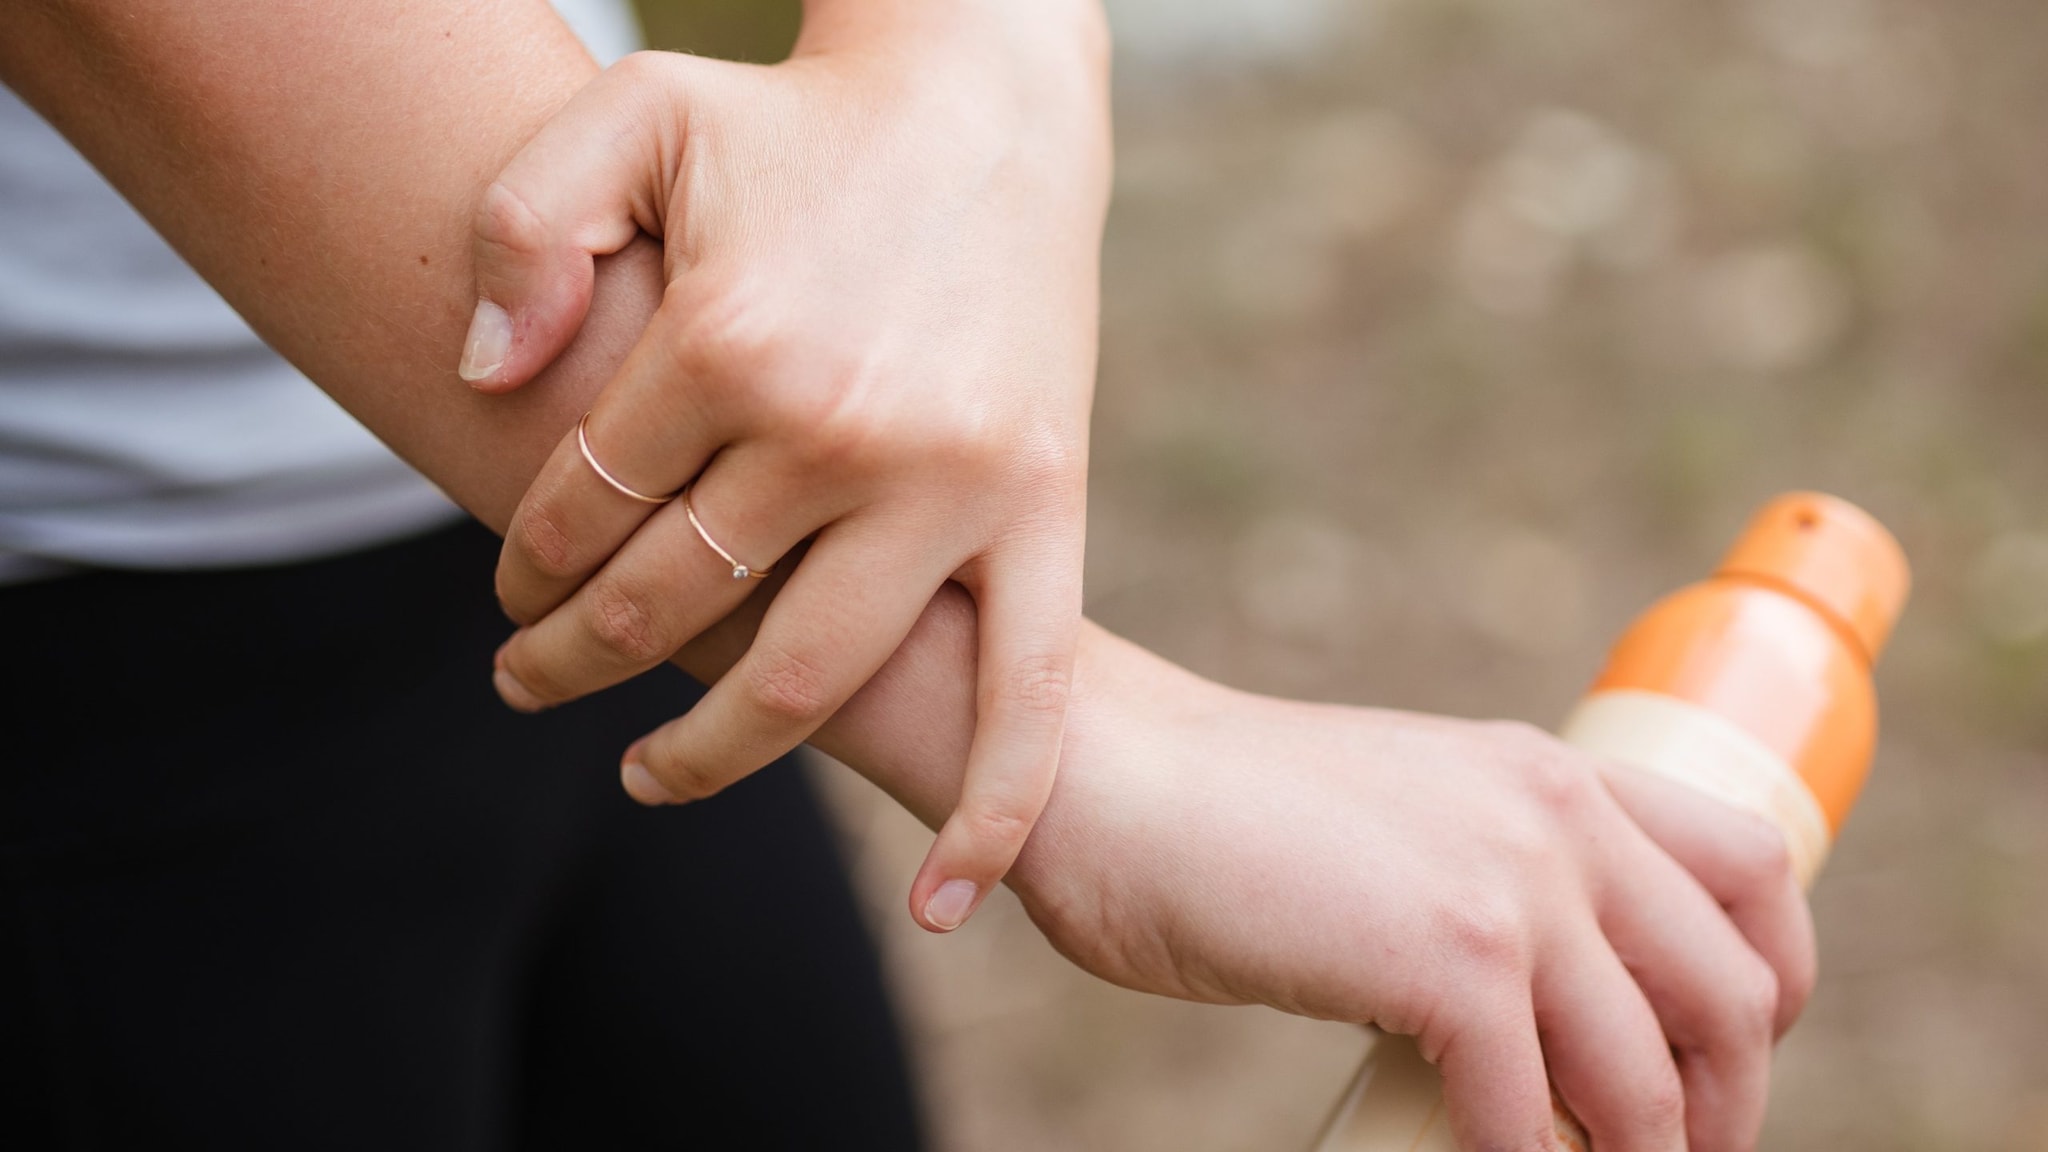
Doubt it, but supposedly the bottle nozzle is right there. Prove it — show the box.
[1714,493,1912,664]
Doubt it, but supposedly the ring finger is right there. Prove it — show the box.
[1599,826,1781,1151]
[618,511,963,804]
[494,444,845,711]
[1538,924,1689,1152]
[495,309,733,626]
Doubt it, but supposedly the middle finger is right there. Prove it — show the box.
[495,298,740,627]
[1597,823,1781,1152]
[494,445,843,711]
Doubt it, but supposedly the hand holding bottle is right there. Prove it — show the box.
[1316,493,1911,1152]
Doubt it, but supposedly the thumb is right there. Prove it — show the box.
[459,52,699,392]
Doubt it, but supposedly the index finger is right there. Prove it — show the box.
[495,309,729,627]
[1599,762,1818,1036]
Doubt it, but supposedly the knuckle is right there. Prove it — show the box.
[585,579,669,664]
[841,389,1004,483]
[671,281,780,385]
[1487,809,1555,874]
[472,179,547,260]
[782,347,920,480]
[1725,811,1798,893]
[794,389,890,475]
[513,496,581,582]
[923,412,1018,485]
[1494,730,1594,819]
[931,407,1001,461]
[1442,892,1532,977]
[607,49,666,86]
[956,798,1040,855]
[649,755,724,804]
[1726,958,1782,1043]
[998,652,1073,718]
[500,646,568,703]
[1482,717,1553,753]
[1528,760,1594,819]
[743,646,837,728]
[1632,1065,1689,1136]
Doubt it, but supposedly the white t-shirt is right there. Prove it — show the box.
[0,0,642,583]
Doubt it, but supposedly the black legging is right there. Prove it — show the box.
[0,521,924,1151]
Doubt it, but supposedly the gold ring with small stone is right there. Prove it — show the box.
[683,484,773,580]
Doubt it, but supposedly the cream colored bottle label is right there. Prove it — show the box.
[1559,689,1831,888]
[1312,689,1831,1150]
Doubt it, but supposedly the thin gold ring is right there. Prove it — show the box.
[577,412,678,505]
[682,485,774,580]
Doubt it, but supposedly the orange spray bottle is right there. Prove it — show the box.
[1314,492,1912,1151]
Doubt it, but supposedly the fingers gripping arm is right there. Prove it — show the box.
[0,0,1055,844]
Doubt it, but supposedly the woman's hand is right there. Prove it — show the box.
[461,4,1111,932]
[990,634,1814,1152]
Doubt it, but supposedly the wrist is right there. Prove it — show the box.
[793,0,1109,133]
[797,0,1107,63]
[679,582,1193,979]
[1002,626,1225,934]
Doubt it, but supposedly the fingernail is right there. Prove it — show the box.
[492,665,546,713]
[923,880,979,932]
[621,757,676,806]
[458,299,510,383]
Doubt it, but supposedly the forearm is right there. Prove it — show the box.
[0,0,1105,867]
[0,1,620,519]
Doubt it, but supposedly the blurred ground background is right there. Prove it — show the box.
[642,1,2048,1148]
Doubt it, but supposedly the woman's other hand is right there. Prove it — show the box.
[462,3,1111,934]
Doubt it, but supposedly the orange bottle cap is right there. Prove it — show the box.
[1714,493,1912,664]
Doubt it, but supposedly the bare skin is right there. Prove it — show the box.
[467,24,1111,934]
[2,3,1815,1147]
